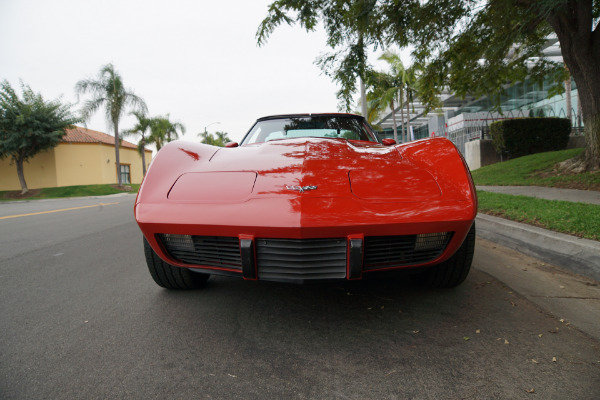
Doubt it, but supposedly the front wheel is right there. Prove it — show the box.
[415,222,476,288]
[143,237,210,289]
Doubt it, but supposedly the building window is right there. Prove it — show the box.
[120,164,131,184]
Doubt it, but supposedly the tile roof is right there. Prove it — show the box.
[62,126,148,151]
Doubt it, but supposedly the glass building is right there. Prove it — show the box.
[374,37,582,149]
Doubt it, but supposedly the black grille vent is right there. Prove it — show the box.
[256,238,347,280]
[364,232,453,270]
[159,234,242,270]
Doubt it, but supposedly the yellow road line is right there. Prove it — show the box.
[0,202,120,220]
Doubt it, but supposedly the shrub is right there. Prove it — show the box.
[489,117,571,159]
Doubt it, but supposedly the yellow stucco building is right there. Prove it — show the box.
[0,127,152,191]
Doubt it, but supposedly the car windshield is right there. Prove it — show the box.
[241,116,379,145]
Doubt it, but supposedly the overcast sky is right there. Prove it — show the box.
[1,0,403,144]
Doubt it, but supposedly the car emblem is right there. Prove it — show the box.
[285,185,318,193]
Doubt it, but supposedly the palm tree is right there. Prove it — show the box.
[214,131,231,146]
[368,51,420,143]
[199,131,217,146]
[75,64,147,186]
[402,66,418,142]
[123,111,152,176]
[148,115,185,151]
[199,131,231,147]
[366,52,406,142]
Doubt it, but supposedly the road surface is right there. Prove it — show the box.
[1,195,599,399]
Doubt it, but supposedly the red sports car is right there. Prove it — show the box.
[135,114,477,289]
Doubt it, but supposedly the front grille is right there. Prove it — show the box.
[256,238,347,280]
[159,234,242,270]
[364,232,453,270]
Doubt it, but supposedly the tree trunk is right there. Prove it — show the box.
[399,91,405,143]
[565,75,572,122]
[114,122,122,186]
[141,137,147,176]
[577,92,583,129]
[548,3,600,171]
[390,99,398,143]
[406,92,411,142]
[15,155,29,195]
[360,78,368,118]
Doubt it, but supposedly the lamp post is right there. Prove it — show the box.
[199,122,220,145]
[204,121,220,136]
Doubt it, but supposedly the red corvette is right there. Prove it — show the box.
[135,114,477,289]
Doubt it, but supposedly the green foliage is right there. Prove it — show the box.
[75,64,147,186]
[259,0,385,110]
[148,115,185,151]
[0,184,140,201]
[0,80,79,192]
[200,131,231,147]
[123,111,153,175]
[258,0,600,169]
[365,51,405,137]
[257,1,571,111]
[0,80,79,163]
[489,117,571,158]
[477,191,600,240]
[75,64,147,132]
[123,111,152,155]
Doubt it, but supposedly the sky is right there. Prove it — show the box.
[1,0,408,146]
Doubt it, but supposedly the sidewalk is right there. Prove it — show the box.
[477,185,600,205]
[475,185,600,282]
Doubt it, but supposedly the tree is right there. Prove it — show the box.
[366,51,414,143]
[367,71,401,143]
[123,111,151,176]
[214,131,232,146]
[199,131,231,147]
[0,80,79,194]
[257,0,600,170]
[75,64,147,186]
[199,131,217,146]
[148,115,185,151]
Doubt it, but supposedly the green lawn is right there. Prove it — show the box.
[0,184,140,201]
[477,191,600,241]
[471,148,600,189]
[473,148,600,240]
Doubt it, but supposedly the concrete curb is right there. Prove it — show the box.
[476,214,600,282]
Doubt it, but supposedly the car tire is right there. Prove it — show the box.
[415,222,476,288]
[143,237,210,289]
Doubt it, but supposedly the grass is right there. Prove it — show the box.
[471,148,600,189]
[0,184,140,201]
[473,148,600,240]
[477,191,600,241]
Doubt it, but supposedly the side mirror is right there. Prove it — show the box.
[382,138,396,146]
[225,142,239,148]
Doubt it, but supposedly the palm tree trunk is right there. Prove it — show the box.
[114,123,122,186]
[360,78,368,118]
[15,155,29,195]
[399,91,405,143]
[406,92,411,142]
[141,137,147,176]
[390,99,398,143]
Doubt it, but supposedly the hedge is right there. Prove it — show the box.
[489,117,571,159]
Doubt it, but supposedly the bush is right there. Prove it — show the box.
[489,117,571,159]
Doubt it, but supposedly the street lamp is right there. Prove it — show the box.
[203,121,220,136]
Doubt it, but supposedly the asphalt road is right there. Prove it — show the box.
[1,196,599,399]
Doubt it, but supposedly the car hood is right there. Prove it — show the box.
[167,138,441,202]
